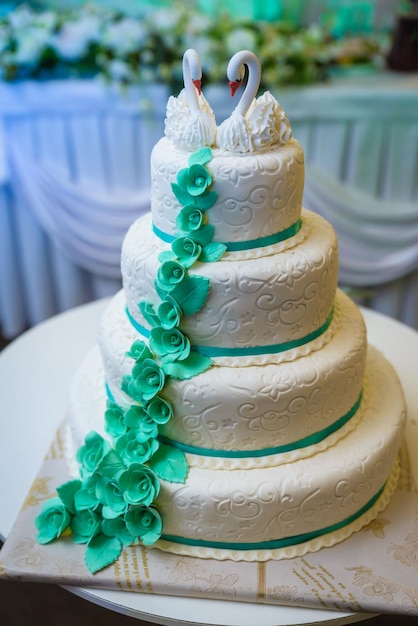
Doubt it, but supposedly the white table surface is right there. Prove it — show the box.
[1,297,417,626]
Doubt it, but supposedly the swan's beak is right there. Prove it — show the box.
[229,80,242,97]
[192,79,202,95]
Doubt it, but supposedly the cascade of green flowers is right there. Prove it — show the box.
[35,146,226,573]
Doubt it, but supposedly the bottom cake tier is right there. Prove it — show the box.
[67,344,406,562]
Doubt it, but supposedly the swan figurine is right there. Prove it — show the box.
[164,48,217,151]
[217,50,292,153]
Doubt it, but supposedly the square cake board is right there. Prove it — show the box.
[1,418,418,618]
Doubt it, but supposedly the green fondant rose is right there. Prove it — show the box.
[150,326,190,363]
[178,163,212,197]
[35,497,71,544]
[76,432,112,478]
[125,405,158,442]
[138,301,160,329]
[105,401,126,438]
[71,508,101,544]
[176,205,205,232]
[131,358,166,401]
[171,236,202,268]
[156,260,186,293]
[119,463,160,507]
[115,429,159,465]
[101,516,134,546]
[125,505,162,546]
[74,476,100,512]
[95,475,127,519]
[126,339,153,362]
[146,395,173,425]
[158,296,182,329]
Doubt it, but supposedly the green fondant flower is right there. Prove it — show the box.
[126,339,153,362]
[115,429,159,465]
[121,374,144,403]
[119,463,160,507]
[146,395,173,425]
[158,296,182,329]
[105,401,126,438]
[178,163,212,197]
[176,205,205,232]
[138,302,160,329]
[171,236,202,268]
[56,479,82,515]
[35,497,71,544]
[131,358,166,401]
[71,508,101,544]
[125,505,162,546]
[74,476,100,512]
[95,475,128,519]
[76,431,112,478]
[156,259,186,293]
[150,326,190,363]
[124,405,158,442]
[101,516,134,546]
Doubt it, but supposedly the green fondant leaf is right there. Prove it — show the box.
[138,302,160,329]
[195,190,218,210]
[154,281,169,302]
[200,241,227,263]
[158,250,175,264]
[171,181,191,205]
[57,480,82,515]
[189,223,214,246]
[96,450,126,480]
[85,534,123,574]
[188,147,213,166]
[162,351,212,380]
[149,444,188,483]
[170,275,210,316]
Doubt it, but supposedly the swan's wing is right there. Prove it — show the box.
[197,92,216,120]
[217,108,253,153]
[164,91,189,142]
[247,91,293,149]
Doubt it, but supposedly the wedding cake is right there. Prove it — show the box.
[35,50,406,574]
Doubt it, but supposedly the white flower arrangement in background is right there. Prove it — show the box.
[0,1,390,91]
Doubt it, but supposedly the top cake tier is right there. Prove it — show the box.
[151,137,304,246]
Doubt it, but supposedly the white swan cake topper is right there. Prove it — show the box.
[164,48,217,150]
[165,49,292,153]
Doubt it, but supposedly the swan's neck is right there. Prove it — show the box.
[235,54,261,118]
[183,51,200,114]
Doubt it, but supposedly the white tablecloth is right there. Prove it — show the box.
[0,73,417,338]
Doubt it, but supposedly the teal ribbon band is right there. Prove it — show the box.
[152,219,302,252]
[125,306,334,358]
[157,390,363,459]
[160,483,385,552]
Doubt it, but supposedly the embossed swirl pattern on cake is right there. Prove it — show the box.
[122,209,338,350]
[96,288,366,467]
[155,348,405,547]
[151,137,304,243]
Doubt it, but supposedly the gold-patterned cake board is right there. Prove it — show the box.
[1,420,418,616]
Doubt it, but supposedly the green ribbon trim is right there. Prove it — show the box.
[157,390,362,459]
[160,483,385,551]
[125,307,334,358]
[152,219,302,252]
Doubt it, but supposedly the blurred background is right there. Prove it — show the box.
[0,0,417,342]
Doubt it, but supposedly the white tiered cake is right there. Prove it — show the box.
[36,50,406,573]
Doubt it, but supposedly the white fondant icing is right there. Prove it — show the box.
[151,137,304,243]
[122,209,338,350]
[97,289,366,464]
[67,345,405,556]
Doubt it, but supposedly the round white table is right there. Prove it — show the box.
[1,298,417,626]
